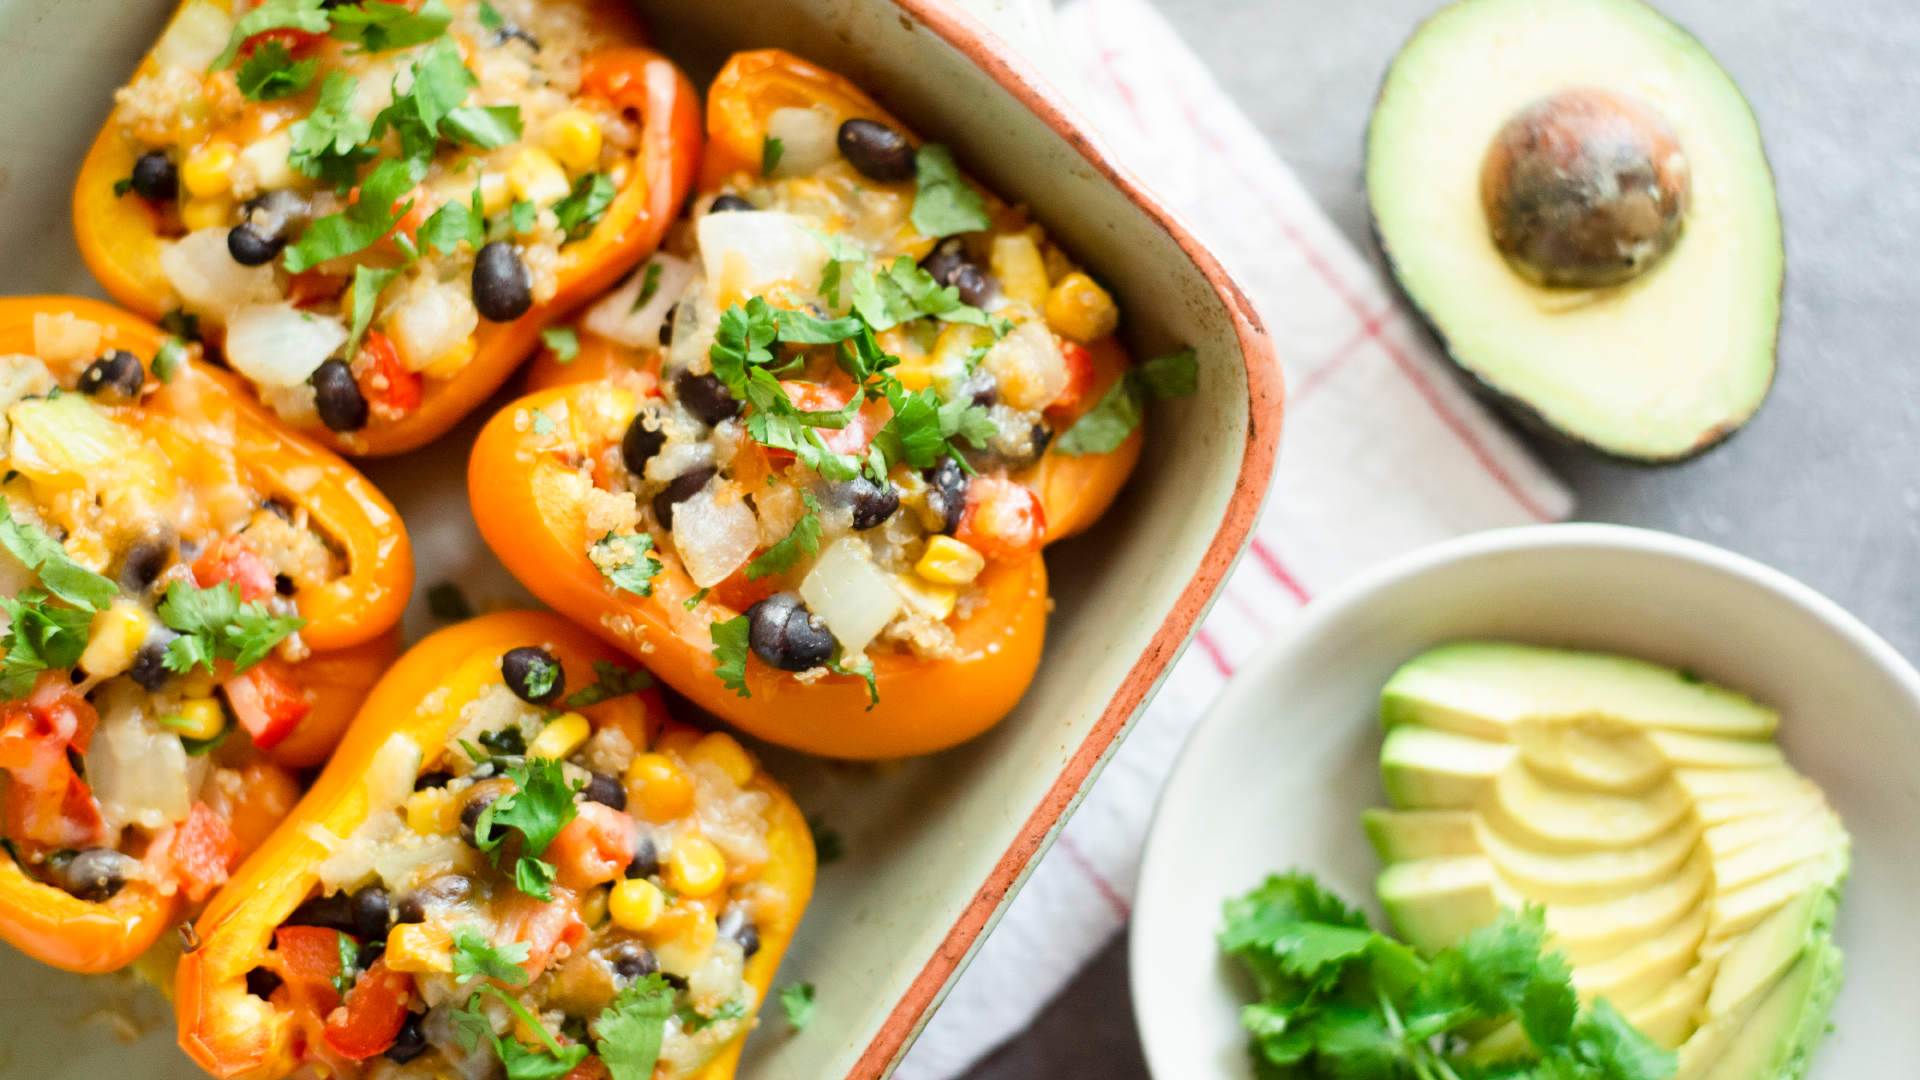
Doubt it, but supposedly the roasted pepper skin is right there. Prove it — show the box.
[71,1,704,457]
[176,611,815,1080]
[0,298,411,973]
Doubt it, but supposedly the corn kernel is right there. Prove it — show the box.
[894,573,958,620]
[582,884,611,928]
[625,752,694,822]
[544,110,604,174]
[648,904,717,975]
[529,712,591,760]
[80,599,152,679]
[893,357,937,391]
[1044,272,1118,344]
[180,196,235,232]
[667,834,727,898]
[684,732,754,787]
[181,670,218,699]
[508,147,572,208]
[385,922,453,973]
[165,698,227,742]
[609,878,665,931]
[990,233,1050,308]
[406,786,459,835]
[916,536,985,586]
[182,141,237,199]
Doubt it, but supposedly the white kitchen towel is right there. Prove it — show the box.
[894,0,1576,1076]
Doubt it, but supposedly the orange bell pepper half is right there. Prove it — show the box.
[71,1,703,457]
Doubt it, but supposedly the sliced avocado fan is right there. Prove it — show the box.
[1367,0,1783,463]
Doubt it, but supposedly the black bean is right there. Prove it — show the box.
[460,779,516,846]
[118,536,172,593]
[735,923,761,958]
[651,466,716,531]
[413,770,453,791]
[284,892,357,934]
[472,241,533,322]
[673,370,741,426]
[658,303,677,346]
[395,872,473,926]
[392,894,426,926]
[311,359,368,433]
[385,1012,429,1063]
[275,573,297,597]
[949,263,998,308]
[245,966,283,1000]
[925,457,970,534]
[626,834,659,879]
[227,223,284,266]
[61,848,137,902]
[1030,422,1053,459]
[709,194,754,213]
[608,940,658,980]
[78,350,145,399]
[848,477,899,530]
[922,239,998,308]
[746,593,835,672]
[130,151,177,202]
[837,118,917,183]
[502,646,565,705]
[353,885,390,942]
[355,940,385,971]
[129,637,173,690]
[583,772,626,811]
[621,414,666,475]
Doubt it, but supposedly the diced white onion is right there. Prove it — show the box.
[224,303,348,387]
[765,106,841,178]
[386,277,478,372]
[582,254,698,348]
[644,437,712,485]
[672,483,760,588]
[151,0,232,73]
[696,212,829,300]
[84,681,196,830]
[235,130,300,194]
[364,733,423,814]
[982,318,1070,411]
[158,229,280,320]
[799,538,902,655]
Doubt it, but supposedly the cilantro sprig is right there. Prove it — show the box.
[779,982,817,1030]
[562,659,654,709]
[590,532,662,597]
[709,615,752,698]
[0,499,121,697]
[1056,348,1198,456]
[0,498,117,612]
[596,975,676,1080]
[452,984,589,1079]
[911,144,991,238]
[472,758,581,901]
[1222,871,1675,1080]
[452,924,531,985]
[283,157,416,272]
[236,40,318,101]
[746,494,821,580]
[156,580,307,675]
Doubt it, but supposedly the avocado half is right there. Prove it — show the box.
[1367,0,1783,464]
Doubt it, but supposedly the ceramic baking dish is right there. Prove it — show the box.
[0,0,1281,1076]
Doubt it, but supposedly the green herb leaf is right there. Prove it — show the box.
[709,615,752,698]
[0,592,94,699]
[327,0,452,53]
[449,993,496,1053]
[333,931,359,996]
[541,326,579,362]
[113,177,134,198]
[761,135,784,177]
[451,924,531,984]
[287,71,377,189]
[529,407,556,436]
[910,144,990,238]
[160,310,201,342]
[596,974,676,1080]
[1054,373,1141,457]
[591,532,661,597]
[0,497,118,612]
[509,199,537,234]
[478,725,527,758]
[235,40,318,101]
[211,0,331,70]
[462,986,590,1079]
[513,855,560,902]
[474,758,581,863]
[420,193,485,256]
[553,173,616,240]
[152,338,189,383]
[444,104,524,149]
[477,1,504,30]
[774,307,863,344]
[561,659,654,708]
[825,647,878,706]
[630,261,665,312]
[1135,347,1198,399]
[682,587,710,611]
[746,494,820,580]
[345,263,403,362]
[156,580,306,675]
[283,157,416,272]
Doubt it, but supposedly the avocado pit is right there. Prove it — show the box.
[1480,88,1690,288]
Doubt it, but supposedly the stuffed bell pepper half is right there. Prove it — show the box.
[471,49,1194,758]
[177,610,815,1080]
[75,0,702,455]
[0,296,412,974]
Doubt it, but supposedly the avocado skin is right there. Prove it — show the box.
[1363,0,1784,467]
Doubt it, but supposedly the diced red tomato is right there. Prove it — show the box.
[956,477,1047,560]
[170,802,242,902]
[355,330,422,414]
[193,534,276,602]
[770,380,892,456]
[0,677,105,848]
[240,27,326,61]
[563,1057,613,1080]
[322,957,414,1061]
[1046,341,1097,418]
[273,924,349,1016]
[498,888,586,980]
[549,802,635,892]
[223,657,312,751]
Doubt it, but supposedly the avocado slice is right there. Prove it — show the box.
[1573,904,1707,1011]
[1366,0,1782,463]
[1475,814,1699,905]
[1487,761,1689,853]
[1380,724,1516,809]
[1377,855,1501,955]
[1382,643,1780,740]
[1699,940,1844,1080]
[1363,808,1479,862]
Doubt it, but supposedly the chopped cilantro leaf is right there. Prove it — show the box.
[286,71,376,189]
[1135,347,1199,399]
[630,261,665,312]
[562,659,654,708]
[553,173,616,240]
[509,199,537,234]
[774,307,863,344]
[746,494,820,580]
[443,105,524,148]
[474,758,579,862]
[682,587,710,611]
[477,1,505,30]
[710,615,752,698]
[779,982,816,1030]
[513,855,560,902]
[345,263,402,362]
[113,177,134,198]
[210,0,330,70]
[333,931,359,996]
[478,725,526,757]
[284,158,417,271]
[0,498,118,612]
[0,592,93,699]
[541,326,579,362]
[457,985,589,1079]
[826,647,878,706]
[597,975,676,1080]
[761,135,784,177]
[155,580,306,675]
[152,338,189,383]
[419,185,486,256]
[452,924,530,984]
[327,0,452,53]
[591,532,661,597]
[427,581,475,620]
[910,144,991,238]
[236,40,318,101]
[528,407,556,435]
[1056,347,1198,456]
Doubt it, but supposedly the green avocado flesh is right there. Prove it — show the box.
[1370,642,1847,1077]
[1367,0,1783,462]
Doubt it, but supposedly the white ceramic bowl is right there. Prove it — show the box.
[1130,523,1917,1080]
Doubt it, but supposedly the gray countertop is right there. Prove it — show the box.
[966,0,1920,1076]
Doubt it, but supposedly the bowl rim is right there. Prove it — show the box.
[1126,521,1920,1080]
[842,0,1284,1075]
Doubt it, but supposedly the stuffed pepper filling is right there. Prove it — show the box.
[108,0,645,438]
[0,318,349,907]
[260,645,788,1077]
[555,111,1179,695]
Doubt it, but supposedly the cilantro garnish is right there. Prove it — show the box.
[779,983,816,1030]
[746,494,821,581]
[630,261,665,312]
[910,144,991,238]
[0,593,92,699]
[113,177,134,198]
[235,40,318,101]
[528,408,556,436]
[452,924,530,985]
[591,532,661,597]
[1222,872,1676,1080]
[472,758,581,900]
[681,587,710,611]
[160,310,201,342]
[561,659,654,708]
[553,174,616,240]
[152,338,189,383]
[210,0,330,70]
[761,135,784,177]
[849,256,1000,333]
[1056,347,1198,456]
[333,931,359,996]
[345,263,402,361]
[419,182,486,256]
[709,615,752,698]
[284,158,416,272]
[597,975,676,1080]
[826,647,878,706]
[541,326,579,362]
[453,985,590,1079]
[509,199,537,235]
[0,497,117,612]
[155,580,307,675]
[477,1,505,30]
[327,0,452,53]
[478,725,527,757]
[443,105,524,149]
[287,71,377,189]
